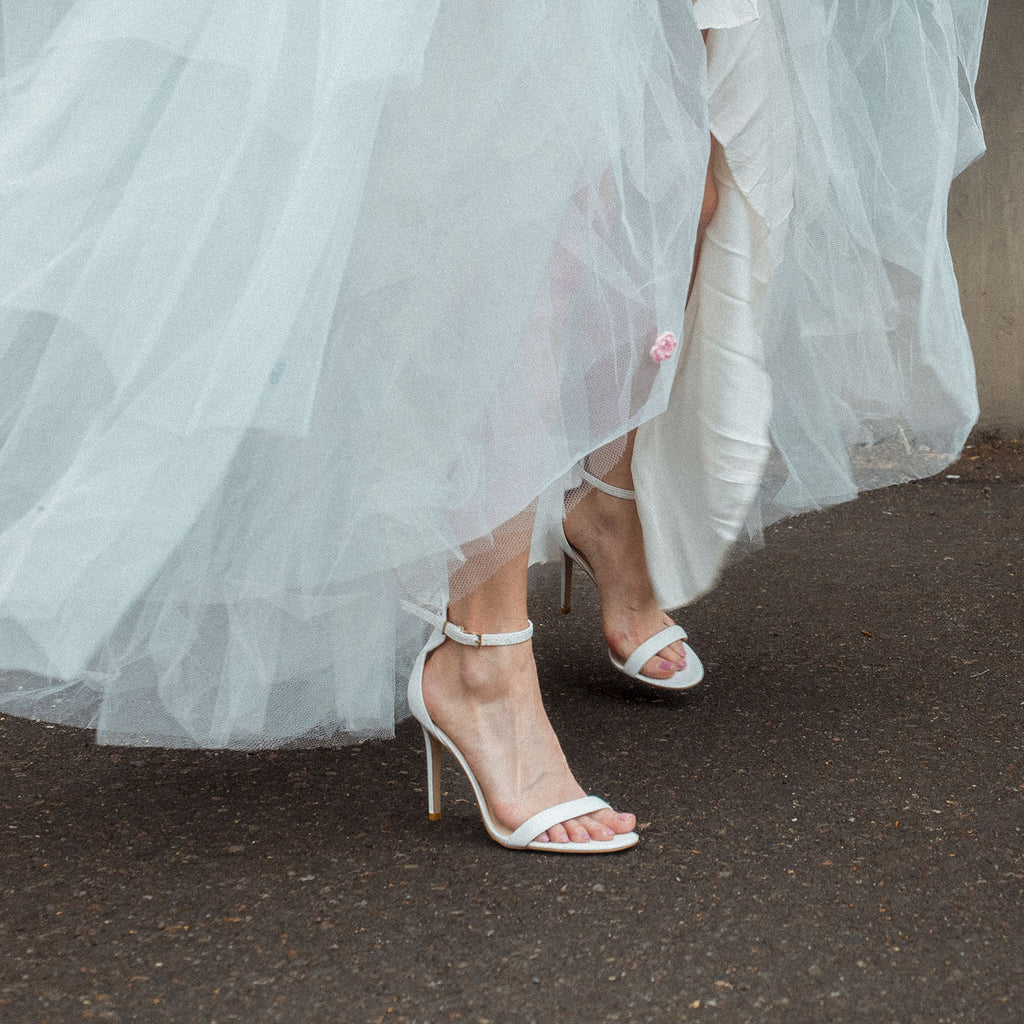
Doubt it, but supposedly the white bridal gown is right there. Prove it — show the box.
[0,1,987,747]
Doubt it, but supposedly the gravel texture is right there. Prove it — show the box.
[2,439,1022,1024]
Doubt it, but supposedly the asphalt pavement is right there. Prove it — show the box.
[2,438,1022,1024]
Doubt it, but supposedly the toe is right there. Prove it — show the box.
[529,809,634,846]
[545,822,571,844]
[577,814,615,841]
[563,818,593,844]
[591,807,636,836]
[641,639,687,679]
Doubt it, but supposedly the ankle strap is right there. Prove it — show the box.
[402,602,533,647]
[442,619,534,647]
[581,468,636,501]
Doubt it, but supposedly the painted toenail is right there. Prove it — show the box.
[659,660,676,671]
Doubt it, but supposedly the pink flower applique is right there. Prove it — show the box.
[650,331,678,363]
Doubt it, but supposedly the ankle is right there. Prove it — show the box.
[571,487,643,542]
[427,638,536,697]
[445,611,532,638]
[592,466,635,494]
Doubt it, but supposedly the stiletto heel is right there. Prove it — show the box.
[404,605,638,853]
[422,726,443,821]
[556,468,704,691]
[560,551,574,615]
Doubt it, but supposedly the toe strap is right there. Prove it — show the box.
[507,795,612,848]
[621,625,688,678]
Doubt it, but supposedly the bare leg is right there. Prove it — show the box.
[563,432,687,681]
[565,138,720,681]
[421,546,636,844]
[690,135,721,299]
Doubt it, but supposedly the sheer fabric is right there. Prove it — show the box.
[0,1,986,746]
[637,0,987,607]
[692,0,761,30]
[0,2,708,745]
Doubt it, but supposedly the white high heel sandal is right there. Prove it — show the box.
[406,609,639,853]
[556,469,705,691]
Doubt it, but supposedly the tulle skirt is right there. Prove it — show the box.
[639,0,988,606]
[0,0,987,746]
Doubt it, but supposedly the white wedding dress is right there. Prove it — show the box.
[637,0,987,606]
[0,1,987,746]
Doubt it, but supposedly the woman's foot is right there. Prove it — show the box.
[420,634,636,844]
[562,462,687,682]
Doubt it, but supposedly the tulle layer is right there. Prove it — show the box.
[0,1,986,746]
[637,0,986,607]
[0,1,710,745]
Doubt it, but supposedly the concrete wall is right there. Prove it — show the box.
[948,0,1024,435]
